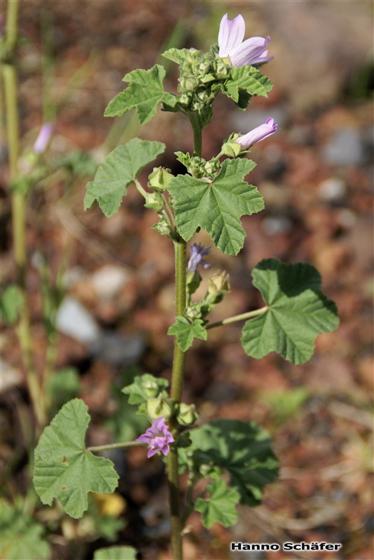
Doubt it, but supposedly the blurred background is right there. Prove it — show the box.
[0,0,373,559]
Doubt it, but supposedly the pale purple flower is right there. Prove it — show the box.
[237,117,279,149]
[137,417,174,458]
[33,122,54,154]
[187,243,210,273]
[218,13,271,67]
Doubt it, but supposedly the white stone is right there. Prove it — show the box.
[56,297,100,344]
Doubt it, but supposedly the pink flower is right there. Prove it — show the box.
[33,122,54,154]
[137,417,174,458]
[237,117,279,149]
[187,243,210,273]
[218,13,271,67]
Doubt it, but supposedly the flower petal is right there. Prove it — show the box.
[237,117,279,148]
[229,36,271,67]
[218,13,245,57]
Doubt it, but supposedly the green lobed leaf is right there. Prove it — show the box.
[223,66,272,103]
[0,284,24,325]
[94,546,137,560]
[162,48,197,64]
[33,399,119,519]
[169,158,264,255]
[179,419,278,506]
[104,65,176,124]
[194,478,240,528]
[84,138,165,217]
[0,499,51,560]
[241,259,339,365]
[168,316,208,351]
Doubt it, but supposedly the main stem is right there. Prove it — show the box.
[2,0,45,427]
[167,112,202,560]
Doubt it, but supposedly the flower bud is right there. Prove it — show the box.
[143,378,162,398]
[146,397,173,420]
[148,167,173,191]
[176,403,198,426]
[179,93,191,107]
[153,217,171,237]
[221,140,242,158]
[208,271,230,297]
[144,192,163,212]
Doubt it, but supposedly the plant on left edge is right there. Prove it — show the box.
[32,12,339,560]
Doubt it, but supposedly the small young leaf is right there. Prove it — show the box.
[94,546,137,560]
[241,259,339,365]
[33,399,119,519]
[84,138,165,217]
[0,284,24,324]
[104,65,176,124]
[179,419,278,506]
[169,159,263,255]
[168,316,208,351]
[194,478,240,528]
[0,499,51,560]
[223,66,272,103]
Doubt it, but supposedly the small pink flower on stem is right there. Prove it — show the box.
[187,243,210,273]
[237,117,279,149]
[33,122,54,154]
[137,417,174,458]
[218,13,271,67]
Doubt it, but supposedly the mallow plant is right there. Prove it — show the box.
[33,13,339,559]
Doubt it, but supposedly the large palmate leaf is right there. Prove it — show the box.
[180,419,278,506]
[223,66,272,103]
[104,65,176,124]
[94,546,137,560]
[194,478,240,528]
[168,316,208,351]
[241,259,339,365]
[0,500,51,560]
[33,399,119,519]
[84,138,165,217]
[169,159,264,255]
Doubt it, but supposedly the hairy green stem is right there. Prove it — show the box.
[167,239,187,560]
[206,306,268,330]
[167,111,202,560]
[4,0,19,55]
[189,112,202,156]
[2,0,46,428]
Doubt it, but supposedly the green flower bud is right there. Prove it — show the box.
[215,58,230,79]
[153,217,171,237]
[179,93,191,107]
[221,140,242,158]
[201,73,216,84]
[142,378,162,398]
[144,192,163,212]
[180,76,198,92]
[176,402,198,426]
[146,397,173,420]
[208,271,230,297]
[148,167,173,191]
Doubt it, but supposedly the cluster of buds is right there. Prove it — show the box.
[148,166,174,236]
[177,48,230,117]
[176,152,221,178]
